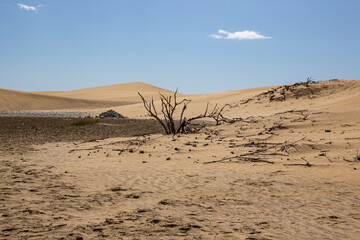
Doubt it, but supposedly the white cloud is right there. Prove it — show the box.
[18,3,42,11]
[210,29,271,40]
[209,34,223,39]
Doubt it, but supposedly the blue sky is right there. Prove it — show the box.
[1,0,359,94]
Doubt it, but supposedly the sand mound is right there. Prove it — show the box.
[34,82,178,102]
[2,80,359,117]
[79,80,360,121]
[0,82,178,111]
[240,79,359,104]
[0,88,125,111]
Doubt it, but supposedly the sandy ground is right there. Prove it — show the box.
[1,80,360,239]
[0,117,164,154]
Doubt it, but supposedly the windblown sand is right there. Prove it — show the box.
[1,80,360,239]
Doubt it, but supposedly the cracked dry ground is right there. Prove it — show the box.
[1,110,360,240]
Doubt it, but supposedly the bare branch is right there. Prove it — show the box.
[138,92,169,134]
[139,90,238,135]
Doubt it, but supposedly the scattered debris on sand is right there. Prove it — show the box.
[1,79,360,239]
[241,79,344,104]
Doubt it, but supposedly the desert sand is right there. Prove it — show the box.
[1,79,360,239]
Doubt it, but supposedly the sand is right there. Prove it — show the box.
[1,79,360,239]
[0,88,128,111]
[34,82,179,102]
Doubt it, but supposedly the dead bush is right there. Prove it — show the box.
[138,90,227,135]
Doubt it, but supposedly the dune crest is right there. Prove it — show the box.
[1,80,359,114]
[0,82,177,111]
[34,82,178,102]
[0,88,127,111]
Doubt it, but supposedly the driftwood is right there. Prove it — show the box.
[205,137,306,165]
[257,123,287,136]
[275,109,308,115]
[283,163,312,167]
[204,145,278,165]
[284,157,312,167]
[229,141,282,148]
[203,156,274,165]
[68,146,102,153]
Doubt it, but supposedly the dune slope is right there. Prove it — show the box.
[0,88,126,111]
[2,80,359,114]
[0,82,177,111]
[34,82,178,102]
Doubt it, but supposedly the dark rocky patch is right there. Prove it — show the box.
[98,109,126,119]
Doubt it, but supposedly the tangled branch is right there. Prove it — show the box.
[138,90,229,135]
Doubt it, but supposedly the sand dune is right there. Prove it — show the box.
[0,81,271,112]
[4,80,359,113]
[0,82,180,111]
[1,79,360,239]
[85,80,360,120]
[0,88,129,111]
[34,82,178,102]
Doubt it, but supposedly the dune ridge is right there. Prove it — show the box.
[34,82,178,101]
[81,79,360,120]
[0,88,129,111]
[0,82,181,111]
[3,80,359,113]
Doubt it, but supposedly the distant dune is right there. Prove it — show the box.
[0,88,127,111]
[34,82,178,102]
[1,80,359,112]
[0,82,177,111]
[84,79,360,120]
